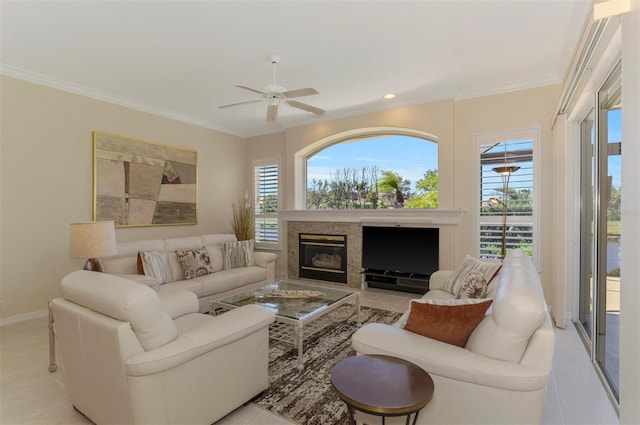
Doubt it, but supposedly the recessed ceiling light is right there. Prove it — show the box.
[383,93,396,100]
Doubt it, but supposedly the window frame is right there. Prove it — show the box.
[253,157,282,250]
[475,128,540,268]
[302,133,439,210]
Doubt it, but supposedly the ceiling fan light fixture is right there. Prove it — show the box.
[268,95,280,106]
[383,93,396,100]
[219,55,325,120]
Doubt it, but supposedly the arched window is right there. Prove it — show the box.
[304,133,438,209]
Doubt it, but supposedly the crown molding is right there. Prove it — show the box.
[456,74,561,100]
[0,64,245,137]
[2,63,562,139]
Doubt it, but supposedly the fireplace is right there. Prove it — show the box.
[298,233,347,283]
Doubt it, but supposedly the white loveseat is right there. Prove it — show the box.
[51,270,275,425]
[352,251,555,425]
[101,234,276,313]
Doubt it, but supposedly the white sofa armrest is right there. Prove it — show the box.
[427,270,453,291]
[253,251,277,268]
[125,305,275,376]
[352,323,549,392]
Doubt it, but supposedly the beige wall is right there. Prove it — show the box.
[0,76,246,319]
[0,77,561,319]
[246,87,560,299]
[245,131,288,276]
[454,85,561,299]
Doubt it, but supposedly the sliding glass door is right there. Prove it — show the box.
[577,62,621,401]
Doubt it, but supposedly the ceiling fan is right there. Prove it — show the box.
[219,55,325,121]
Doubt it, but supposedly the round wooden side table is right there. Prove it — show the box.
[331,354,434,425]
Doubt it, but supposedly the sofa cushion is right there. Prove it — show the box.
[202,233,238,273]
[117,274,160,291]
[196,270,240,297]
[175,247,215,280]
[442,255,501,296]
[465,251,547,362]
[61,270,177,351]
[163,279,204,298]
[223,239,256,269]
[404,298,493,347]
[207,246,225,272]
[228,266,266,286]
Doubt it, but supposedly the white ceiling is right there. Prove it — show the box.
[1,1,591,138]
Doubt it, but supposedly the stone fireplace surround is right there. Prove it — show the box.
[282,209,465,290]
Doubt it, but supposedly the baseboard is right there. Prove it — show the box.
[0,309,48,327]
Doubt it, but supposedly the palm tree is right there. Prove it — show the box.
[406,170,438,208]
[378,170,407,205]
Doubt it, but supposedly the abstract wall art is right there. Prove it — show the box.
[93,132,197,227]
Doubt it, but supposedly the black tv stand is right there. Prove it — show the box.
[363,269,430,294]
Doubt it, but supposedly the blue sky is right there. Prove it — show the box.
[608,109,622,190]
[307,135,438,190]
[306,115,622,191]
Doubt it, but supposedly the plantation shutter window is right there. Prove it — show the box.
[254,159,280,248]
[477,130,538,264]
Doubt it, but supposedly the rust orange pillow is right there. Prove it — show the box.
[137,252,144,275]
[404,298,493,347]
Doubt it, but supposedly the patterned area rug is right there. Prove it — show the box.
[252,306,402,425]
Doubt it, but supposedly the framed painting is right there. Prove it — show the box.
[93,131,197,227]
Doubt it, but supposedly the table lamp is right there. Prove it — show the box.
[69,220,117,272]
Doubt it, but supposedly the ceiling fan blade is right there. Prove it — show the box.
[287,100,325,115]
[234,85,265,95]
[283,87,319,98]
[267,104,278,121]
[218,99,262,109]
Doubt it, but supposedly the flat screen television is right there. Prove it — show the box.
[362,226,439,277]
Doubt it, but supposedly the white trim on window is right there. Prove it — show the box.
[474,128,540,268]
[254,157,281,250]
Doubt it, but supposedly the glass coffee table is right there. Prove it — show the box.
[211,280,360,369]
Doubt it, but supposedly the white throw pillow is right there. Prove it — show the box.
[442,255,501,296]
[139,251,168,284]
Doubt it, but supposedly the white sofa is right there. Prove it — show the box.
[352,251,555,425]
[51,270,275,425]
[101,234,276,313]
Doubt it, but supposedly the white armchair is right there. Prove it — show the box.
[352,251,554,424]
[51,270,275,425]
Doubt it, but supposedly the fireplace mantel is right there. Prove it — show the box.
[280,209,465,226]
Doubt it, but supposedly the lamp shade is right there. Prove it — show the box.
[491,165,520,176]
[69,221,117,259]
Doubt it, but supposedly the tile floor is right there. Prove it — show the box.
[0,286,619,425]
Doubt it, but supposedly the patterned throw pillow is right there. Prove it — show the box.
[138,251,168,284]
[441,255,501,296]
[404,298,493,347]
[175,247,215,280]
[457,269,489,299]
[223,239,255,269]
